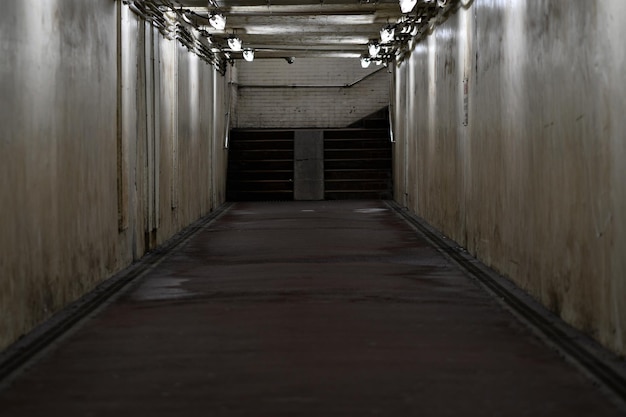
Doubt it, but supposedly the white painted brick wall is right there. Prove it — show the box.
[233,57,390,128]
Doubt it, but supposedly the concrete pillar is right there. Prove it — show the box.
[294,130,324,200]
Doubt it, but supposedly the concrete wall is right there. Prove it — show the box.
[392,0,626,355]
[0,1,229,351]
[234,58,390,129]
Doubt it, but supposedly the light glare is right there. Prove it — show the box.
[399,0,417,13]
[209,13,226,30]
[380,26,395,44]
[368,42,380,57]
[243,48,255,62]
[228,37,242,51]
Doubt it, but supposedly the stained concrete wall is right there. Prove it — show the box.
[234,58,390,129]
[0,1,229,351]
[392,0,626,355]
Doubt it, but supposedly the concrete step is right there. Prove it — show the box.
[228,125,393,201]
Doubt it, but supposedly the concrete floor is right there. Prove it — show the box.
[0,201,624,416]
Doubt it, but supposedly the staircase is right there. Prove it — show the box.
[324,128,392,200]
[226,130,294,201]
[227,108,392,201]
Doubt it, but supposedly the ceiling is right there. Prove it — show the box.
[127,1,448,65]
[182,0,406,59]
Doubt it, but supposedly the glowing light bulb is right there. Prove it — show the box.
[209,13,226,30]
[399,0,417,13]
[243,48,254,62]
[227,36,242,51]
[380,26,395,44]
[368,42,380,57]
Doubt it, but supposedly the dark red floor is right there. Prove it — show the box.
[0,201,623,416]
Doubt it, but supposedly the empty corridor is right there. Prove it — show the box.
[0,201,624,416]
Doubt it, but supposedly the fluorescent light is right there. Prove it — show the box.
[227,36,242,51]
[209,13,226,30]
[399,0,417,13]
[243,48,254,62]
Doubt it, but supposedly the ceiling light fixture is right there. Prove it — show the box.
[227,36,242,51]
[380,25,395,44]
[368,41,381,58]
[209,13,226,30]
[243,48,255,62]
[399,0,417,14]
